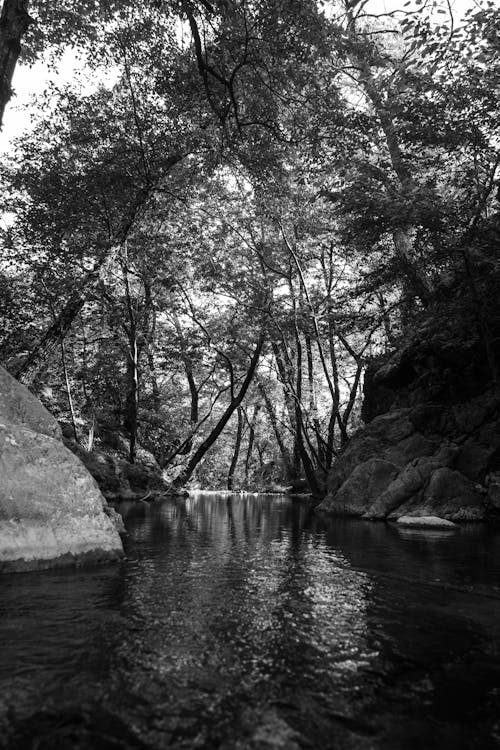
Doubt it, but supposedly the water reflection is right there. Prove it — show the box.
[1,493,500,748]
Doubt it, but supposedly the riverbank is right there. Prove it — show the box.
[319,309,500,522]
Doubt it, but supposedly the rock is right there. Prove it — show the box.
[64,439,123,495]
[486,472,500,510]
[320,302,500,523]
[64,437,168,500]
[0,422,123,572]
[0,364,124,573]
[409,404,454,435]
[317,458,399,516]
[420,467,486,521]
[250,712,302,750]
[384,432,438,467]
[452,390,500,433]
[397,515,457,528]
[364,444,458,520]
[103,503,126,534]
[235,709,303,750]
[455,438,496,481]
[326,409,414,495]
[370,409,415,443]
[0,366,61,440]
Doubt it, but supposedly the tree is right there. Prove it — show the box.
[0,0,31,127]
[2,0,499,494]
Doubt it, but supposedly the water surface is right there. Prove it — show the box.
[1,493,500,749]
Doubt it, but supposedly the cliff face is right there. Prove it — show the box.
[317,321,500,521]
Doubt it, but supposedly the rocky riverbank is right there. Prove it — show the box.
[318,317,500,522]
[63,432,171,503]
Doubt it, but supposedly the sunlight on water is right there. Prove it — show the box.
[1,493,500,749]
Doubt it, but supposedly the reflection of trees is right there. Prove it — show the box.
[6,496,500,748]
[317,518,500,747]
[119,495,500,746]
[122,493,374,744]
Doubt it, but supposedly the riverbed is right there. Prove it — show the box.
[1,493,500,749]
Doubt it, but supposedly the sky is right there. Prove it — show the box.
[0,0,481,155]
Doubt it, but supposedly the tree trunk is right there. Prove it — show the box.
[243,403,260,488]
[59,333,78,442]
[294,401,323,497]
[88,412,95,452]
[13,154,184,385]
[0,0,31,129]
[186,368,199,425]
[12,242,123,385]
[122,258,139,464]
[143,278,161,410]
[326,317,342,466]
[124,326,139,464]
[172,335,264,488]
[271,340,301,479]
[257,380,293,477]
[345,25,432,306]
[173,312,199,451]
[305,332,325,462]
[227,406,243,490]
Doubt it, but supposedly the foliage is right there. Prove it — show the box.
[0,0,499,493]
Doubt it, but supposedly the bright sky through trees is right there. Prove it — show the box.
[0,0,478,154]
[1,0,498,494]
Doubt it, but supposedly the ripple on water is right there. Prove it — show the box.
[2,494,500,749]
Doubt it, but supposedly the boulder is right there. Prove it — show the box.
[486,472,500,510]
[0,366,123,572]
[364,444,458,519]
[103,503,126,534]
[408,404,455,435]
[397,515,457,529]
[64,440,123,495]
[320,299,500,524]
[384,432,438,467]
[0,422,123,572]
[64,436,168,500]
[452,390,500,433]
[455,438,496,481]
[420,466,486,520]
[368,409,415,443]
[0,366,61,439]
[317,458,399,516]
[326,409,414,495]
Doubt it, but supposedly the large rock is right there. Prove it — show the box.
[320,299,500,523]
[0,366,61,439]
[364,444,458,520]
[384,432,437,467]
[316,458,398,516]
[486,472,500,510]
[396,515,457,529]
[64,436,168,501]
[0,366,123,572]
[326,409,415,495]
[420,467,486,520]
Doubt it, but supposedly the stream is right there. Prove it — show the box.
[1,492,500,749]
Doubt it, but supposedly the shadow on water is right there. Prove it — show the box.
[1,492,500,748]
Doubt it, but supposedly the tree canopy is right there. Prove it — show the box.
[0,0,499,494]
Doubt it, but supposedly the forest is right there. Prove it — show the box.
[1,0,499,498]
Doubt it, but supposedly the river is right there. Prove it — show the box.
[1,493,500,749]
